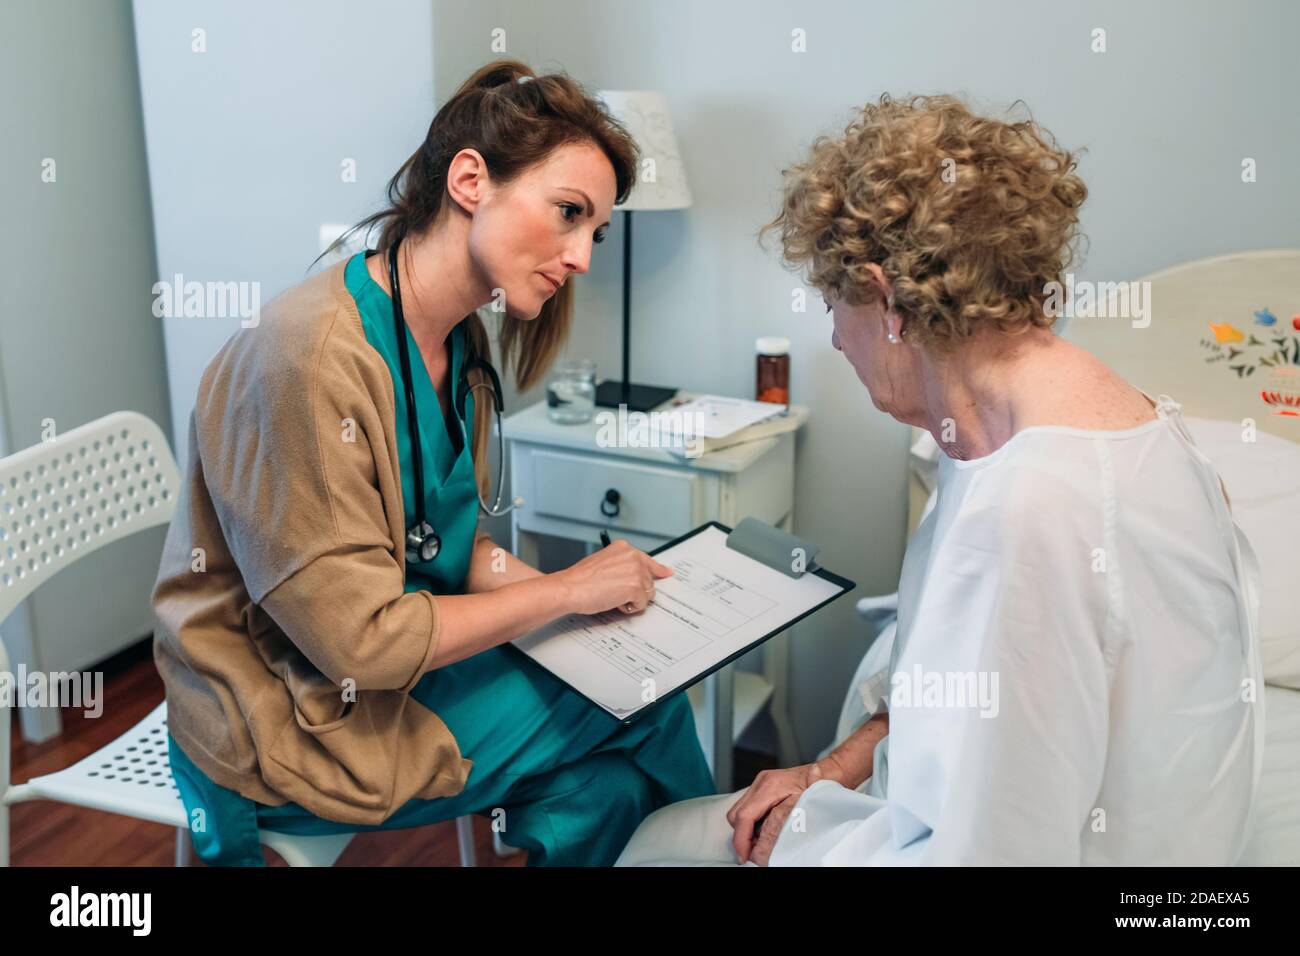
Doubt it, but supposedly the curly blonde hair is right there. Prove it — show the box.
[761,94,1089,353]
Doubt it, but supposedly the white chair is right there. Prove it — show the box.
[0,411,412,867]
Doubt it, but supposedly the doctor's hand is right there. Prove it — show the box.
[727,756,852,865]
[553,539,674,616]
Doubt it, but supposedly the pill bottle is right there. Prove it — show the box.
[755,336,791,404]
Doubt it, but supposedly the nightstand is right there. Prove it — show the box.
[502,398,809,790]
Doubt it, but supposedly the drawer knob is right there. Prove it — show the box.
[600,488,621,518]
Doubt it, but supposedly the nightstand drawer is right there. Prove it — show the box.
[531,449,699,536]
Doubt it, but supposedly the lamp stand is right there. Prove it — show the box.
[594,209,678,411]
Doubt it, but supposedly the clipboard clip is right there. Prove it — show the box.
[725,517,821,579]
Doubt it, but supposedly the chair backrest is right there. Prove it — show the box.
[0,411,180,626]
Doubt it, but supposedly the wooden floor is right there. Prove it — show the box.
[6,637,773,866]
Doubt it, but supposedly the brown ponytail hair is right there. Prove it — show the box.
[319,59,638,496]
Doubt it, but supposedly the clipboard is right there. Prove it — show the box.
[508,519,856,724]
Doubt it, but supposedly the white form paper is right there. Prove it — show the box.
[658,395,786,440]
[512,525,847,720]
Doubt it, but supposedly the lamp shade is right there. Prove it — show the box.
[596,90,693,211]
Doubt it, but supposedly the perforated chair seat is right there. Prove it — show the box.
[19,702,186,828]
[0,412,360,867]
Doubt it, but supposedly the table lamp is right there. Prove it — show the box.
[593,90,693,411]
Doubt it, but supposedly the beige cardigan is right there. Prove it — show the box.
[152,260,478,825]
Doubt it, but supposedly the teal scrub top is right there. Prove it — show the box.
[346,249,480,594]
[167,251,482,863]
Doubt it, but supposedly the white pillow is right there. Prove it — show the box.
[1184,417,1300,689]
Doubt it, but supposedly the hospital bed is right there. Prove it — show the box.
[832,249,1300,866]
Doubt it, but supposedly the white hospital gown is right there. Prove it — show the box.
[618,396,1265,866]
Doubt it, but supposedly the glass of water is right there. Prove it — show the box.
[546,359,597,424]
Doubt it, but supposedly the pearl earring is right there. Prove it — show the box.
[887,332,899,343]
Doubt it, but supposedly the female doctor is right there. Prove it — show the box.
[153,60,714,866]
[617,93,1265,866]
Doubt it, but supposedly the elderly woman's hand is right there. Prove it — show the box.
[747,793,801,866]
[727,757,848,865]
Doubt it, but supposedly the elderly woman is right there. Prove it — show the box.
[617,94,1264,866]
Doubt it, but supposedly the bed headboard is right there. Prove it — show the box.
[1064,248,1300,442]
[907,248,1300,535]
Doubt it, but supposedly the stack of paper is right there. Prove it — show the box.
[655,395,791,458]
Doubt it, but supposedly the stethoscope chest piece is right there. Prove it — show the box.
[406,520,441,564]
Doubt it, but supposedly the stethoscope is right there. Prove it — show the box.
[387,239,521,565]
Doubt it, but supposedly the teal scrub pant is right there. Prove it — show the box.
[175,645,716,866]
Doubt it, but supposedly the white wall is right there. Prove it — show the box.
[132,0,437,465]
[1,0,173,677]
